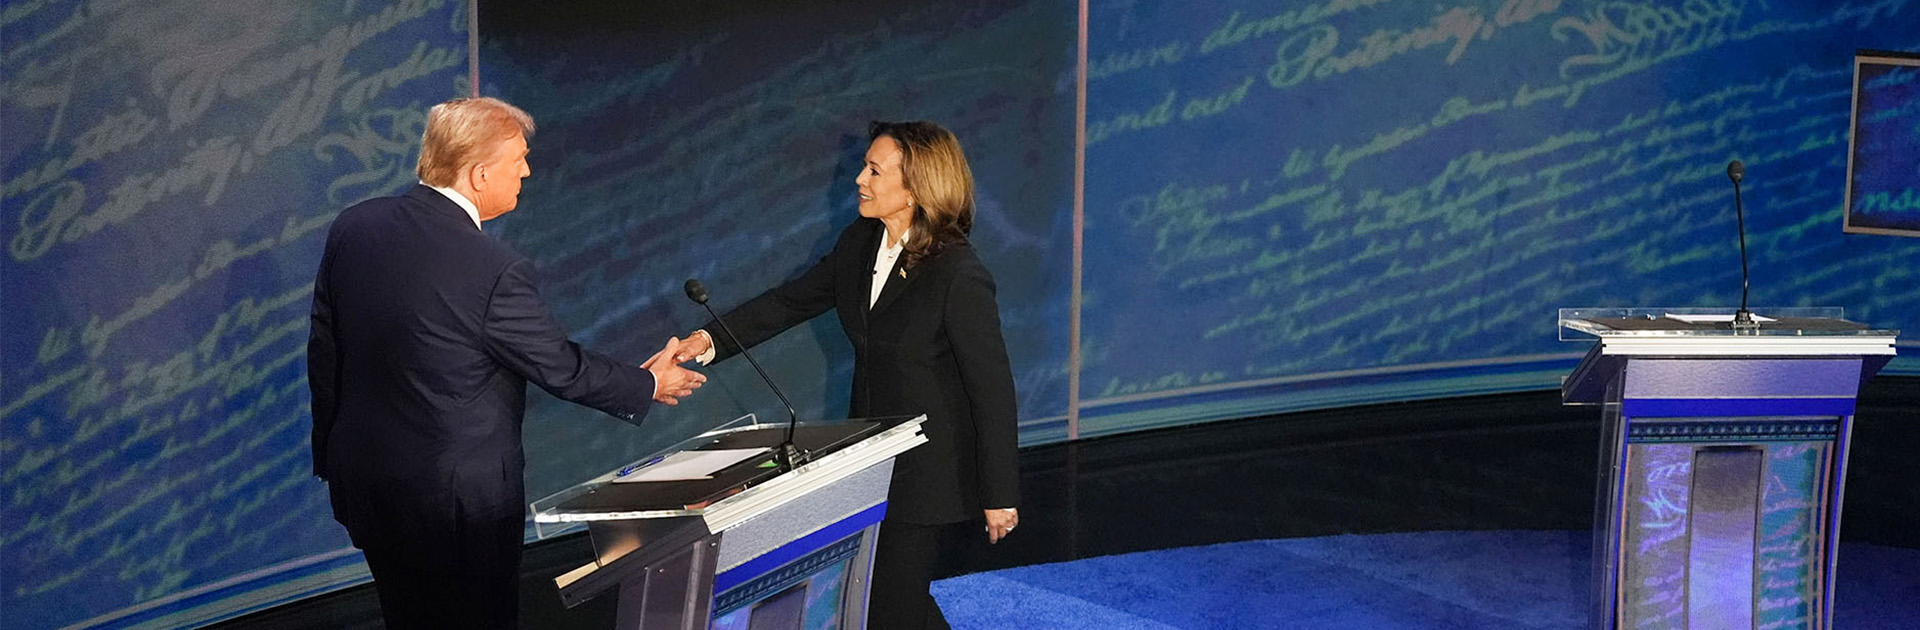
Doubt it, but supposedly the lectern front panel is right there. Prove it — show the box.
[1612,416,1839,630]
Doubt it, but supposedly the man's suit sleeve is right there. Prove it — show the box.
[306,244,339,480]
[484,259,655,423]
[945,260,1020,509]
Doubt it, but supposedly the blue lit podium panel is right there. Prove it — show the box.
[1559,308,1898,630]
[532,415,927,630]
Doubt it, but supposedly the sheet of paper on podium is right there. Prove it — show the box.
[612,448,770,483]
[1664,313,1776,324]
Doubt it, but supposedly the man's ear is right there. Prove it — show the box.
[467,162,489,191]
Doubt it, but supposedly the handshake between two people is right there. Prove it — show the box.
[640,333,717,405]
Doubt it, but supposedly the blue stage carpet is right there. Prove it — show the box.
[931,531,1920,629]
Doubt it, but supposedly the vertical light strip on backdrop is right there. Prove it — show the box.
[1069,0,1091,441]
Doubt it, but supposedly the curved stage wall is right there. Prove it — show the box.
[1075,0,1920,433]
[3,1,1917,628]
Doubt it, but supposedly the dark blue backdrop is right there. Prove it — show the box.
[2,1,1914,628]
[1076,0,1920,435]
[2,1,471,627]
[477,0,1080,503]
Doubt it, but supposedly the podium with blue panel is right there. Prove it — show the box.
[1559,308,1898,630]
[532,414,926,630]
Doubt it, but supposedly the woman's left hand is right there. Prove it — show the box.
[985,507,1018,544]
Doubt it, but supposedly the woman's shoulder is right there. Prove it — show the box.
[836,217,882,238]
[938,239,981,264]
[925,239,989,279]
[827,218,881,252]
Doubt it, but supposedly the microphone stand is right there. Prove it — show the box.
[1728,161,1758,333]
[685,279,807,470]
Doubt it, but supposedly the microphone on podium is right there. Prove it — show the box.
[683,279,807,469]
[1727,160,1757,331]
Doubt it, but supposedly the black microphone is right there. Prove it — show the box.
[683,279,807,469]
[1727,160,1756,330]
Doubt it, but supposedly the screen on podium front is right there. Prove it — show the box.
[710,533,864,630]
[1844,50,1920,237]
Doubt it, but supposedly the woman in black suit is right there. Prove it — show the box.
[673,121,1018,629]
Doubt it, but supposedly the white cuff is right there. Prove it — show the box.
[694,329,717,365]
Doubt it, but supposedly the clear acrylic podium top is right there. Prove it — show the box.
[528,413,923,539]
[1558,307,1897,341]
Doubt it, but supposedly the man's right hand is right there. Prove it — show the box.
[643,337,706,405]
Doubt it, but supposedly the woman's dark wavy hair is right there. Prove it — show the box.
[869,120,975,270]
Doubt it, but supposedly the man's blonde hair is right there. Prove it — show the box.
[416,97,536,187]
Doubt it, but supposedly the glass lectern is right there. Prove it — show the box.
[532,414,928,630]
[1559,307,1898,630]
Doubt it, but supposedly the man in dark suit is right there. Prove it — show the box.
[307,97,705,629]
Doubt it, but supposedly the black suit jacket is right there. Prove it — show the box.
[308,185,655,549]
[706,218,1019,524]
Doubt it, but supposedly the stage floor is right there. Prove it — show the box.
[935,531,1920,629]
[215,378,1920,629]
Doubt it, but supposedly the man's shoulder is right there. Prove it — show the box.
[333,191,415,226]
[329,192,522,264]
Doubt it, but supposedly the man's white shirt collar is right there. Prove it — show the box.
[425,183,485,231]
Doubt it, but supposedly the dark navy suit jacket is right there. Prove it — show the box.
[308,185,654,549]
[704,218,1019,524]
